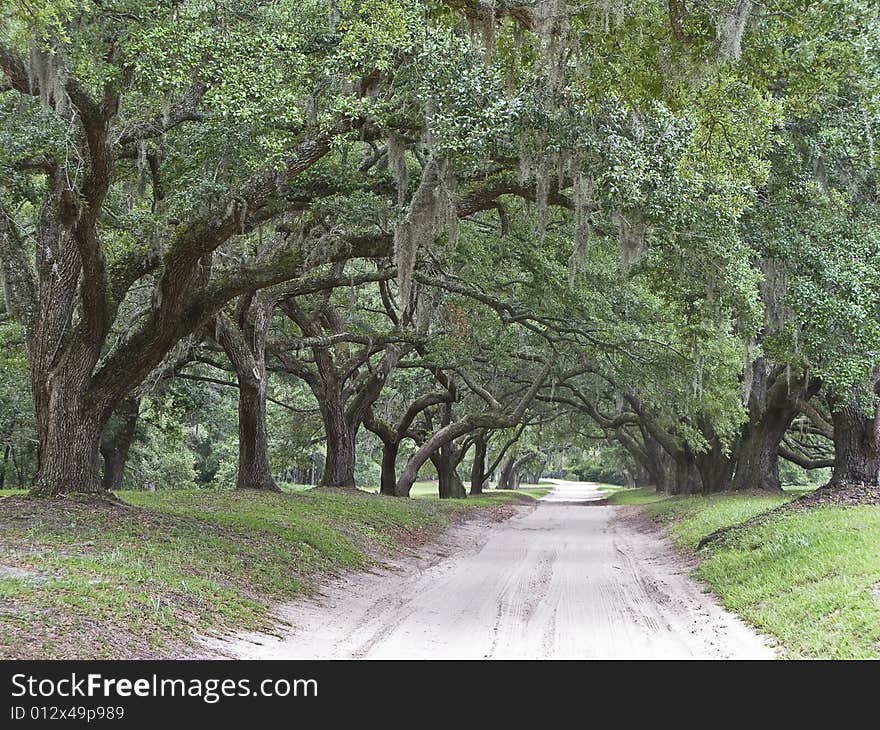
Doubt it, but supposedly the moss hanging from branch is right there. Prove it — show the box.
[414,281,442,335]
[613,209,647,271]
[387,132,409,209]
[717,0,752,61]
[393,158,457,311]
[568,172,593,288]
[136,140,148,197]
[536,0,570,95]
[534,159,550,238]
[27,42,69,116]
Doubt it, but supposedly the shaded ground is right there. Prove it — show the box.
[208,482,773,659]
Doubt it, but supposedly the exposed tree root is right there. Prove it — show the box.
[236,483,284,493]
[696,503,787,550]
[7,491,131,510]
[25,489,126,504]
[789,481,880,508]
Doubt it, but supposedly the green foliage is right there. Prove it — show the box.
[0,0,875,495]
[566,445,629,485]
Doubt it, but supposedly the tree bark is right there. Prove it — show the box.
[641,429,674,492]
[695,445,735,494]
[694,421,736,494]
[469,433,488,495]
[100,397,141,491]
[0,443,9,489]
[32,385,107,496]
[278,300,401,490]
[731,420,786,492]
[433,444,467,499]
[730,359,816,492]
[668,449,703,495]
[319,393,357,488]
[616,425,672,492]
[215,306,280,492]
[379,439,400,496]
[236,379,278,491]
[392,362,551,497]
[364,391,456,497]
[497,456,518,490]
[829,397,880,487]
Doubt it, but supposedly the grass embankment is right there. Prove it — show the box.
[0,486,534,659]
[604,487,880,659]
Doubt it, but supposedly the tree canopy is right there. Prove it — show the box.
[1,0,879,502]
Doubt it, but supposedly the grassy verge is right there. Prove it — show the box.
[604,487,880,659]
[0,487,530,659]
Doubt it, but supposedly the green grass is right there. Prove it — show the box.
[0,486,527,659]
[606,487,880,658]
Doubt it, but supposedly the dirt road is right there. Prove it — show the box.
[207,481,773,659]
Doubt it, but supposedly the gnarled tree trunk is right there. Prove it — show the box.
[236,378,278,491]
[730,359,817,492]
[695,421,736,494]
[393,362,550,497]
[731,420,786,492]
[364,391,456,497]
[829,396,880,488]
[33,377,108,496]
[497,456,519,490]
[642,429,674,492]
[432,444,467,499]
[428,404,468,499]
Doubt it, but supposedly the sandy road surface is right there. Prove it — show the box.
[205,481,773,659]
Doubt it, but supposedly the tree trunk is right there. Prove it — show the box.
[695,422,736,494]
[635,434,669,489]
[497,456,516,490]
[730,359,816,492]
[379,439,400,496]
[236,379,279,491]
[829,399,880,487]
[32,388,107,496]
[695,445,735,494]
[618,426,672,492]
[319,395,357,488]
[0,443,9,489]
[669,449,702,495]
[470,434,488,495]
[730,420,786,492]
[433,444,466,499]
[100,397,141,491]
[525,460,545,485]
[215,309,280,492]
